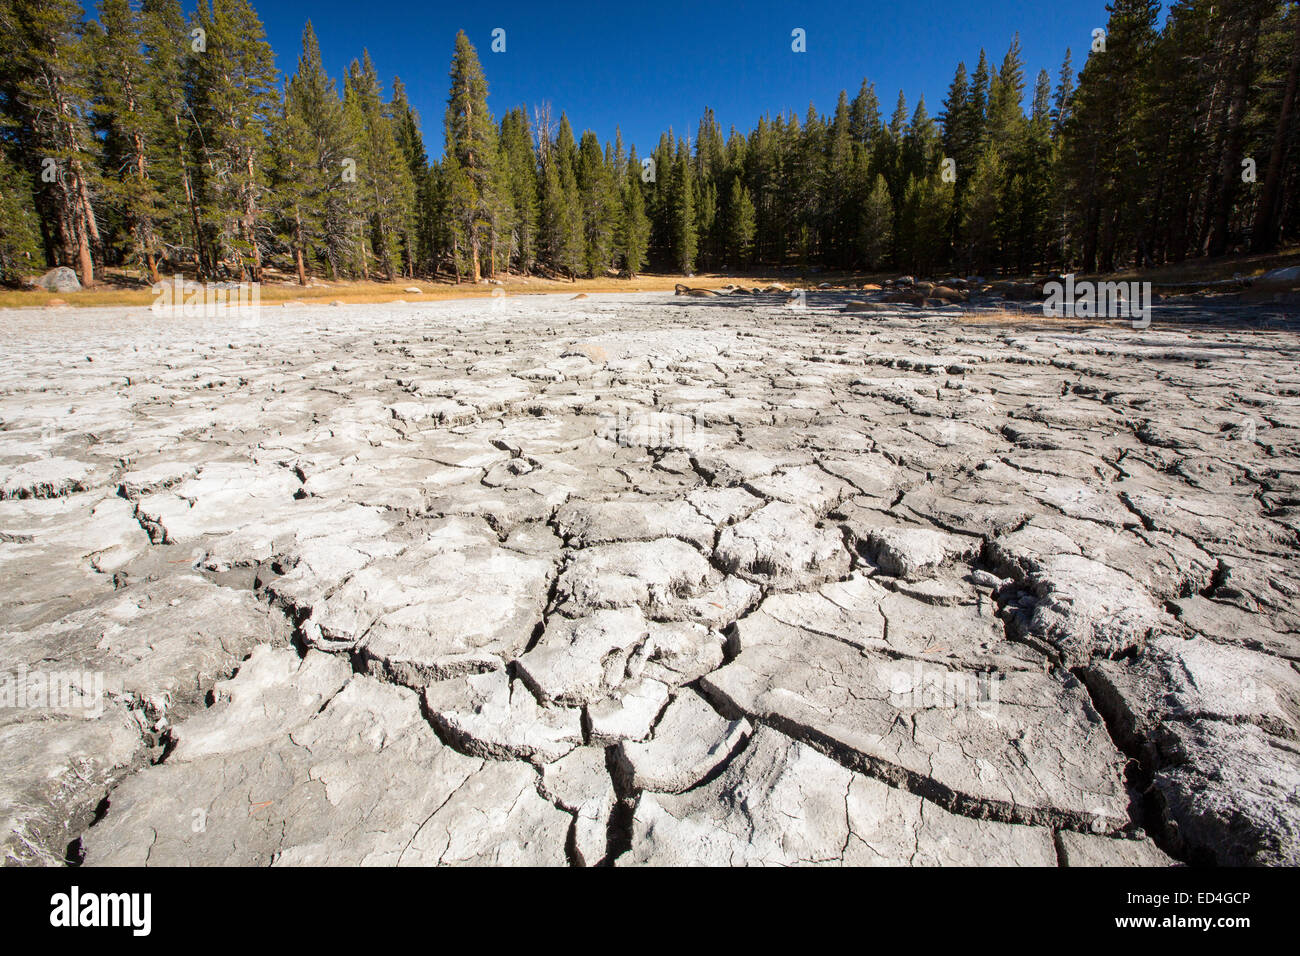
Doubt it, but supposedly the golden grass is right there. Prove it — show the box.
[1103,246,1300,286]
[0,272,789,310]
[6,248,1295,310]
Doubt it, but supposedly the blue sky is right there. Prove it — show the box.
[238,0,1118,158]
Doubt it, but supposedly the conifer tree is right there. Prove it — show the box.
[91,0,165,282]
[726,178,756,265]
[345,53,413,279]
[620,145,650,276]
[1048,50,1073,137]
[1251,7,1300,252]
[0,149,40,281]
[3,2,1298,287]
[189,0,278,280]
[499,108,538,271]
[271,21,353,284]
[443,30,498,281]
[1062,0,1160,270]
[859,173,892,269]
[576,129,617,276]
[390,78,432,274]
[849,80,881,151]
[140,0,203,271]
[0,0,102,285]
[671,139,696,273]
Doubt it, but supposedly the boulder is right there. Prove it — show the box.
[34,267,81,293]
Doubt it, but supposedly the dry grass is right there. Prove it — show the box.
[0,271,789,310]
[7,248,1295,310]
[1103,246,1300,286]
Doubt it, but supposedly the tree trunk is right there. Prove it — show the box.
[174,114,204,272]
[294,207,308,285]
[74,226,94,289]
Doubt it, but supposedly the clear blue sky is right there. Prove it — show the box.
[232,0,1120,158]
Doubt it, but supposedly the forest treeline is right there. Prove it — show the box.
[0,0,1297,287]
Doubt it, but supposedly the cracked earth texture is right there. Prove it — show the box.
[2,291,1298,867]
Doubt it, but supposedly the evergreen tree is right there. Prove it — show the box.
[1051,51,1074,139]
[443,30,498,281]
[671,139,696,273]
[271,21,354,285]
[726,178,756,265]
[1251,6,1300,251]
[620,145,650,276]
[346,53,414,279]
[140,0,203,272]
[0,149,40,281]
[0,0,102,285]
[91,0,165,282]
[849,79,881,150]
[576,129,618,276]
[1061,0,1160,270]
[189,0,278,280]
[859,173,892,269]
[961,146,1003,273]
[390,78,433,274]
[499,107,538,271]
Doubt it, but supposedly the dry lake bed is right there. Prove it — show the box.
[2,290,1298,866]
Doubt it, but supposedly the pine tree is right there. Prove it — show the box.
[620,145,650,276]
[5,4,1299,287]
[849,80,881,151]
[551,114,584,277]
[91,0,165,282]
[859,173,892,270]
[189,0,278,280]
[391,78,433,274]
[941,63,974,182]
[271,21,354,285]
[671,139,697,274]
[897,172,952,274]
[0,149,41,281]
[1061,0,1159,271]
[646,130,675,267]
[443,30,498,282]
[823,90,854,265]
[969,50,991,143]
[499,108,538,271]
[889,91,908,137]
[576,129,617,276]
[1051,50,1074,139]
[961,146,1003,273]
[725,178,756,265]
[345,53,413,280]
[140,0,203,272]
[0,0,102,285]
[987,34,1026,145]
[1251,6,1300,252]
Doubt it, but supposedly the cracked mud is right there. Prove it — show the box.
[2,291,1298,867]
